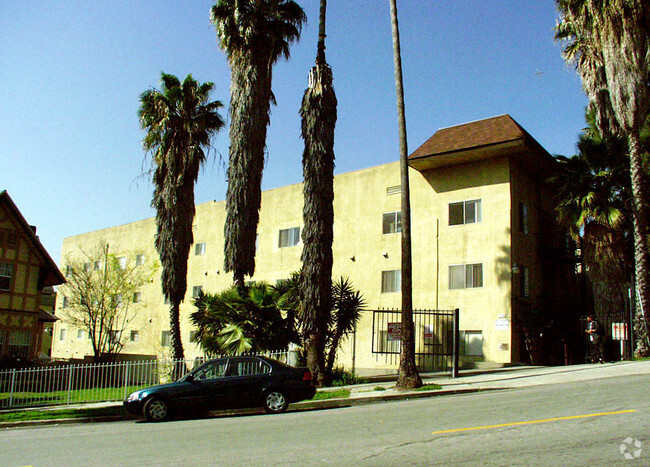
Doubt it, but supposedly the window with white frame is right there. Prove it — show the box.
[130,330,139,342]
[382,211,402,234]
[135,254,145,266]
[161,331,171,347]
[93,261,101,271]
[117,257,127,269]
[192,286,203,298]
[77,329,86,340]
[449,263,483,289]
[449,199,482,226]
[195,243,206,256]
[460,331,483,356]
[278,227,300,248]
[59,328,67,341]
[132,292,142,303]
[381,270,401,293]
[0,262,13,291]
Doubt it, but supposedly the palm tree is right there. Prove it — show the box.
[552,122,633,319]
[139,73,225,363]
[211,0,306,289]
[556,0,650,354]
[389,0,422,389]
[299,0,337,386]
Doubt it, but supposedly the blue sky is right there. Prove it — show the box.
[0,1,587,263]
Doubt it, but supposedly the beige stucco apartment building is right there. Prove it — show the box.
[52,115,570,374]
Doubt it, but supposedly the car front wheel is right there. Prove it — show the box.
[263,390,288,414]
[144,397,170,422]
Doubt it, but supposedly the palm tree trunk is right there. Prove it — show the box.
[389,0,421,389]
[224,55,272,285]
[300,0,336,387]
[169,302,185,364]
[627,132,650,354]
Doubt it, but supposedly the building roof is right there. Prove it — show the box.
[408,114,555,174]
[0,190,66,288]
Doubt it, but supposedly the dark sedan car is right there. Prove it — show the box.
[124,356,316,422]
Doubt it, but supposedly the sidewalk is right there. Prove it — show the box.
[3,360,649,428]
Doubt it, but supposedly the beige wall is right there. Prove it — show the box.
[53,157,541,371]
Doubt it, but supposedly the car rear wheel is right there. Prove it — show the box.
[263,390,288,414]
[144,397,170,422]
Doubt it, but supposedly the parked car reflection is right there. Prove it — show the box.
[124,356,315,421]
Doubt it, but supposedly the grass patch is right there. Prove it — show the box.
[415,384,442,391]
[310,389,351,401]
[0,385,143,405]
[0,405,125,423]
[374,386,387,391]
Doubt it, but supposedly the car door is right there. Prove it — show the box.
[190,358,230,410]
[224,357,272,407]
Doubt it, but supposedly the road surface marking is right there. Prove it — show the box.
[432,409,637,435]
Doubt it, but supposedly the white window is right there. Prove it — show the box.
[278,227,300,248]
[59,328,67,341]
[460,331,483,356]
[449,263,483,289]
[195,243,206,256]
[135,254,145,266]
[381,270,401,293]
[192,286,203,298]
[449,199,482,226]
[117,257,127,269]
[93,261,101,271]
[77,329,86,340]
[161,331,171,347]
[130,330,139,342]
[0,262,13,291]
[382,211,402,234]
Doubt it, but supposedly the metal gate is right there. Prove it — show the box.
[579,312,633,363]
[372,309,457,372]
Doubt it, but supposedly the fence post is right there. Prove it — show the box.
[9,368,16,408]
[452,308,460,378]
[66,365,74,406]
[123,362,130,401]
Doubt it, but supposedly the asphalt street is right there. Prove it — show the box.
[2,368,648,466]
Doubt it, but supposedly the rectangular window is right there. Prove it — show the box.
[130,330,139,342]
[460,331,483,356]
[117,257,127,269]
[194,243,206,256]
[0,262,13,291]
[135,254,145,266]
[382,211,402,234]
[93,261,101,271]
[83,262,91,272]
[386,185,401,196]
[519,202,529,235]
[381,270,401,293]
[278,227,301,248]
[132,292,142,303]
[192,286,203,298]
[77,329,86,340]
[59,328,67,341]
[449,263,483,289]
[8,330,32,358]
[449,199,482,226]
[161,331,171,347]
[521,266,530,298]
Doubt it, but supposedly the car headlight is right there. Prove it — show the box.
[126,392,143,402]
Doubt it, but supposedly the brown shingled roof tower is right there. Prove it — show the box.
[408,114,555,174]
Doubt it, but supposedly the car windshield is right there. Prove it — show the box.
[192,359,228,380]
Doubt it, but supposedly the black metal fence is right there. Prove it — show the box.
[372,309,458,372]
